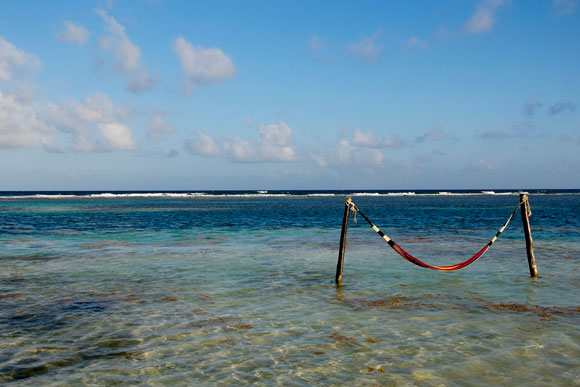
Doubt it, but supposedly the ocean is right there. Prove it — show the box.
[1,190,579,385]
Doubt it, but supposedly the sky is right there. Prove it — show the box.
[0,0,579,190]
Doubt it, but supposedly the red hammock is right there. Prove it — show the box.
[352,202,521,272]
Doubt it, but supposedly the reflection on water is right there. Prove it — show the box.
[1,195,579,384]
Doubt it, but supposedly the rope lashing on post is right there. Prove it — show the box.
[522,194,532,217]
[349,199,524,272]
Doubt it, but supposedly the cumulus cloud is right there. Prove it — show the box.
[347,28,383,63]
[186,121,296,163]
[97,123,136,150]
[126,72,156,92]
[96,10,138,72]
[554,0,577,15]
[188,131,222,157]
[352,129,378,147]
[11,83,37,104]
[332,138,384,166]
[464,0,506,35]
[45,92,138,151]
[415,125,447,143]
[310,129,396,169]
[147,114,176,139]
[172,36,235,95]
[0,90,53,148]
[57,21,90,46]
[549,101,576,115]
[0,36,41,82]
[352,129,405,149]
[95,9,155,93]
[256,122,296,161]
[221,137,256,162]
[524,97,543,117]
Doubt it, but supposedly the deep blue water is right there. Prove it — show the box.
[1,192,579,385]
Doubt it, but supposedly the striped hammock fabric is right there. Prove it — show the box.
[352,202,522,272]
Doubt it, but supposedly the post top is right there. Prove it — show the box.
[345,196,352,204]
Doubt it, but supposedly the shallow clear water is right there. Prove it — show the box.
[1,194,579,385]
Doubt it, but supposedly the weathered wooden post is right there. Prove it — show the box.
[520,193,538,277]
[335,197,352,285]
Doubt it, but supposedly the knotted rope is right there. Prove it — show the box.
[349,199,524,272]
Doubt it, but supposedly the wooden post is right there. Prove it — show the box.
[335,197,352,285]
[520,193,538,277]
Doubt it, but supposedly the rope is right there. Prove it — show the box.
[521,194,532,217]
[350,199,523,272]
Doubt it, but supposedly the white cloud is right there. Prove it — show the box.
[57,21,90,46]
[256,122,296,161]
[464,0,505,35]
[310,129,407,169]
[45,92,138,151]
[126,72,156,93]
[188,131,222,157]
[332,138,384,166]
[352,129,405,149]
[334,138,354,163]
[0,90,53,148]
[0,36,41,82]
[554,0,577,15]
[382,134,406,148]
[147,114,176,139]
[186,121,297,163]
[11,83,37,104]
[96,10,139,73]
[347,29,383,63]
[172,35,235,94]
[97,122,137,150]
[95,9,155,93]
[352,129,379,147]
[222,137,257,162]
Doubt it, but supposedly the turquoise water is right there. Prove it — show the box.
[1,193,579,385]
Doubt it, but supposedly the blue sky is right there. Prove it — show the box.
[1,0,578,190]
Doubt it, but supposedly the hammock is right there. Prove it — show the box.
[351,200,523,272]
